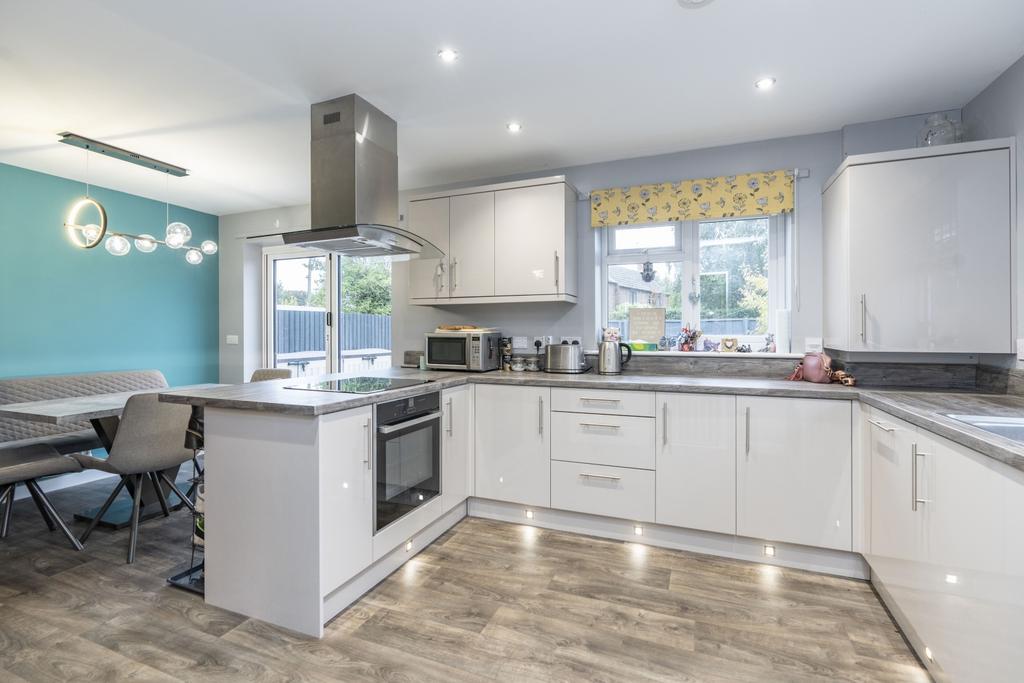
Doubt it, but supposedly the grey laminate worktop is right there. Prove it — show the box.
[159,368,1024,472]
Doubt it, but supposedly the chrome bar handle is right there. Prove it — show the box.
[912,443,930,510]
[744,407,751,458]
[662,402,668,446]
[867,419,895,433]
[451,258,458,291]
[554,251,560,291]
[579,422,621,430]
[579,473,622,482]
[538,396,544,435]
[446,397,454,436]
[363,418,372,470]
[860,294,867,342]
[580,397,621,404]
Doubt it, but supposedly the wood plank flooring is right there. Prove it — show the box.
[0,476,929,682]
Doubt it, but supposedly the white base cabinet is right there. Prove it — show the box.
[441,384,474,512]
[655,393,736,535]
[551,460,654,522]
[474,384,550,507]
[866,406,1024,683]
[736,396,853,551]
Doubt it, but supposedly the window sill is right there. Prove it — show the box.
[585,350,803,360]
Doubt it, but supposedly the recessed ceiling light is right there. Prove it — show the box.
[437,48,459,63]
[677,0,716,8]
[506,121,523,134]
[754,77,777,91]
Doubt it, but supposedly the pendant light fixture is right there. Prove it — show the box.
[59,132,216,265]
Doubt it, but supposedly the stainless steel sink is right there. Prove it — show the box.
[946,414,1024,442]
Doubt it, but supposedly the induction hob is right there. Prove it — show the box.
[285,377,431,395]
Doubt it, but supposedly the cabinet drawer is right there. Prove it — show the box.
[551,461,655,522]
[551,412,655,469]
[551,388,654,417]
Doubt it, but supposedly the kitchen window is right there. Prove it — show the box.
[263,247,392,376]
[601,216,789,352]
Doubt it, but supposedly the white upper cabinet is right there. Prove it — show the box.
[823,140,1014,353]
[494,183,576,298]
[407,176,577,305]
[736,396,852,551]
[407,197,450,300]
[449,193,495,298]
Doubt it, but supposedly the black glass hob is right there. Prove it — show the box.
[285,377,431,395]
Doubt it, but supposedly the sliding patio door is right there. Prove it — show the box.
[263,248,392,378]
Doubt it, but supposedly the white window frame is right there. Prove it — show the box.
[262,245,339,374]
[599,215,789,351]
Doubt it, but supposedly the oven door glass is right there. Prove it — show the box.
[375,417,441,532]
[427,336,468,367]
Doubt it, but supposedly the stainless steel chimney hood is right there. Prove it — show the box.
[281,94,441,259]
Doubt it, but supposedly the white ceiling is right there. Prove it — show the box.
[2,0,1023,216]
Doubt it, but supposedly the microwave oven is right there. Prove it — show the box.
[424,329,502,372]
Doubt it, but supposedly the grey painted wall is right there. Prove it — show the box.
[216,111,963,380]
[963,53,1024,358]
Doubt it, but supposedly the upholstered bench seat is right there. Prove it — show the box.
[0,430,103,455]
[0,444,82,485]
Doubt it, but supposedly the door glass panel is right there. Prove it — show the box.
[272,255,327,377]
[338,257,392,373]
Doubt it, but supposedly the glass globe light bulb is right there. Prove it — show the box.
[200,240,218,255]
[83,224,101,242]
[165,221,192,249]
[104,235,131,256]
[134,234,158,253]
[185,248,203,265]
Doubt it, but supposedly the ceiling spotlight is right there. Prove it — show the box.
[506,121,523,134]
[754,77,777,91]
[437,48,459,63]
[677,0,716,8]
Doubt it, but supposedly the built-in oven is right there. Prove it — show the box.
[374,391,441,532]
[424,330,502,371]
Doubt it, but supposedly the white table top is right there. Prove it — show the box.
[0,384,223,425]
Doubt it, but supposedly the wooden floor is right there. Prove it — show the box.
[0,477,929,682]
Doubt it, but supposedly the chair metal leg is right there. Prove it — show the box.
[0,484,14,538]
[158,472,196,513]
[149,471,171,517]
[25,480,83,551]
[26,482,56,531]
[127,473,144,564]
[79,476,127,544]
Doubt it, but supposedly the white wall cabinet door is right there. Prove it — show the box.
[824,145,1013,353]
[408,197,450,300]
[474,384,550,507]
[494,184,566,296]
[318,406,373,594]
[449,192,494,297]
[441,384,474,511]
[736,397,852,551]
[655,393,736,535]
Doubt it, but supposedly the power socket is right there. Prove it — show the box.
[533,336,553,348]
[559,336,583,345]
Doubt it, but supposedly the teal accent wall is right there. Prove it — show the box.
[0,163,219,385]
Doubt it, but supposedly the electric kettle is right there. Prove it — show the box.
[598,341,632,375]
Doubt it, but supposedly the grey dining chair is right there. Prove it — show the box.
[0,444,83,550]
[249,368,292,382]
[74,393,195,563]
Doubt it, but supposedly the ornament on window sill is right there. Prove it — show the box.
[688,275,701,305]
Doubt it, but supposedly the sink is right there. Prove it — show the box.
[946,414,1024,442]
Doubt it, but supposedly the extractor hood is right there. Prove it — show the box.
[281,94,442,259]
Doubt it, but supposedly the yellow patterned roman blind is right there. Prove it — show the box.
[590,169,795,227]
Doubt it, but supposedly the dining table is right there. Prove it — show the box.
[0,383,222,529]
